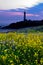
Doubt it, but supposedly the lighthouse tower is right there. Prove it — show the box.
[24,11,26,22]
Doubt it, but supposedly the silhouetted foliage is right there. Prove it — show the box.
[2,20,43,29]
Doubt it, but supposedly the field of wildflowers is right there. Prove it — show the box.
[0,32,43,65]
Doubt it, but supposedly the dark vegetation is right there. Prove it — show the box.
[2,20,43,29]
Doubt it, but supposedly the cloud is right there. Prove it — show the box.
[10,12,39,17]
[0,0,43,9]
[0,11,39,17]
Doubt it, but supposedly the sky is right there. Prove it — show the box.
[0,0,43,26]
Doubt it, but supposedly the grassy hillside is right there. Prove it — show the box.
[15,26,43,33]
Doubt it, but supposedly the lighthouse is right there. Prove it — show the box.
[24,11,26,22]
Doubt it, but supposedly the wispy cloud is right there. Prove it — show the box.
[9,12,40,17]
[0,11,39,17]
[0,0,43,9]
[8,12,23,16]
[26,14,39,17]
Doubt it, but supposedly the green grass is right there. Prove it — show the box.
[15,26,43,33]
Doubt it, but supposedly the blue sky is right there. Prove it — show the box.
[0,0,43,26]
